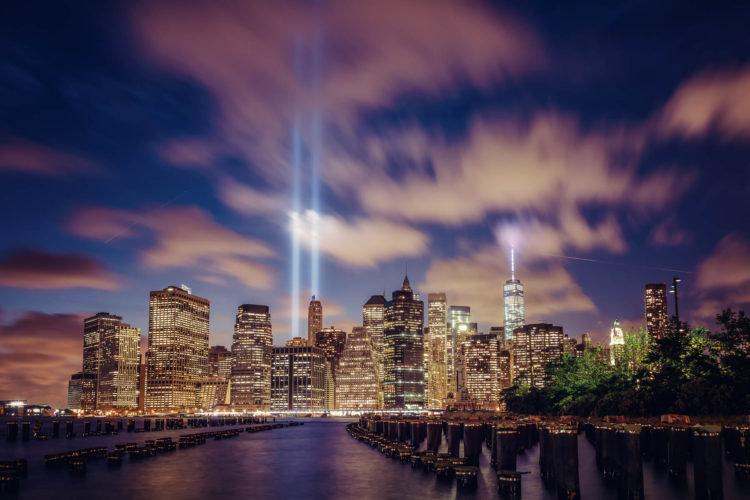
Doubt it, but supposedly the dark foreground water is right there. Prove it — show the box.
[1,417,749,499]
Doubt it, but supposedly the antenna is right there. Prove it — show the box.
[511,245,516,280]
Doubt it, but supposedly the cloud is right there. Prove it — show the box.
[692,233,750,324]
[130,0,546,183]
[0,311,87,408]
[0,137,94,175]
[335,114,690,226]
[649,216,690,246]
[295,212,429,268]
[68,205,276,289]
[218,178,287,215]
[420,245,596,327]
[659,63,750,140]
[0,248,120,290]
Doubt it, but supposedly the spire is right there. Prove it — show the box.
[402,273,412,292]
[511,245,516,281]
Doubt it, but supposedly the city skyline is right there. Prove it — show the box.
[1,1,750,410]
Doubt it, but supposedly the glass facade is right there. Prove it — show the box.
[426,293,448,409]
[363,294,386,408]
[98,324,141,411]
[512,323,563,389]
[145,286,210,413]
[271,346,326,410]
[230,304,272,410]
[82,312,123,411]
[383,276,424,410]
[463,333,500,405]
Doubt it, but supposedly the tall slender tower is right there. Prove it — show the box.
[645,283,668,338]
[307,296,323,346]
[426,293,448,409]
[383,275,424,410]
[363,294,386,407]
[145,285,210,413]
[230,304,272,410]
[503,246,525,343]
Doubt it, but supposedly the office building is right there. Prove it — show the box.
[363,294,386,407]
[426,293,448,409]
[645,283,668,338]
[145,285,210,412]
[335,327,378,409]
[82,312,123,410]
[271,345,326,411]
[97,324,141,411]
[610,319,625,365]
[512,323,564,389]
[463,333,500,405]
[67,372,95,411]
[447,305,471,396]
[383,275,424,410]
[503,247,525,343]
[230,304,272,410]
[209,346,232,378]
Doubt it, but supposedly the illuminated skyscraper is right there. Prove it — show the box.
[98,323,141,411]
[145,285,210,413]
[307,296,323,346]
[383,275,424,410]
[463,333,500,406]
[209,345,232,378]
[82,312,123,410]
[609,319,624,365]
[363,294,386,407]
[335,327,378,410]
[645,283,668,338]
[315,326,347,410]
[512,323,563,389]
[426,293,448,409]
[230,304,272,410]
[447,305,471,396]
[503,247,525,343]
[271,345,326,410]
[498,349,513,390]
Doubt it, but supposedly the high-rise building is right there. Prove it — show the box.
[426,293,448,409]
[363,294,386,407]
[271,345,326,411]
[645,283,668,338]
[315,326,346,410]
[383,275,424,410]
[307,296,323,346]
[463,333,500,406]
[582,332,593,349]
[609,319,624,365]
[563,336,578,357]
[209,346,232,378]
[335,327,378,409]
[97,324,141,411]
[82,312,123,410]
[67,372,95,411]
[447,305,471,396]
[498,349,513,390]
[512,323,564,389]
[230,304,272,410]
[503,247,525,343]
[145,285,210,413]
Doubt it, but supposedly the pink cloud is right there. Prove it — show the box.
[0,311,88,408]
[68,205,276,289]
[0,138,94,175]
[649,216,690,246]
[659,63,750,140]
[0,248,120,290]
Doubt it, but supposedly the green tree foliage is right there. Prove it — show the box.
[501,309,750,416]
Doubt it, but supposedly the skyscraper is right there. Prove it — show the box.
[363,294,386,407]
[307,296,322,346]
[315,326,347,410]
[67,372,95,411]
[209,346,232,378]
[230,304,272,410]
[503,247,525,343]
[609,319,624,365]
[426,293,448,409]
[512,323,563,389]
[97,323,141,411]
[145,285,210,413]
[463,333,500,407]
[335,326,378,410]
[271,345,326,410]
[645,283,668,338]
[383,275,424,410]
[82,312,123,410]
[447,305,471,396]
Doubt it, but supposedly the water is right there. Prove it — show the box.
[1,418,749,499]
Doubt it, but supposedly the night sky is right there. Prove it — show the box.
[2,0,749,407]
